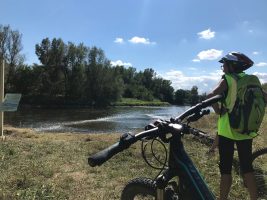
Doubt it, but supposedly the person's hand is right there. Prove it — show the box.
[206,147,216,156]
[220,107,228,115]
[206,143,218,156]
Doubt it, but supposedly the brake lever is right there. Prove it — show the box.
[187,109,210,123]
[157,121,173,143]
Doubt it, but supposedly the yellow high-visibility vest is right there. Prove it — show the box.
[217,73,257,140]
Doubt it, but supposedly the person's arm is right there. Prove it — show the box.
[206,78,227,114]
[207,133,219,154]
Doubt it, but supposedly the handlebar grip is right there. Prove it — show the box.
[88,142,122,167]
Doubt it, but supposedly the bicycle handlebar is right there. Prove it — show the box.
[88,133,137,167]
[88,142,122,167]
[88,94,223,167]
[175,94,222,122]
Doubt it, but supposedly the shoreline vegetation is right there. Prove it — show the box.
[112,98,170,106]
[19,98,171,109]
[0,112,266,200]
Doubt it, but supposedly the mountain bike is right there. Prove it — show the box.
[88,95,267,200]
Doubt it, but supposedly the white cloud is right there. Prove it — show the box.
[159,70,222,93]
[114,37,124,44]
[255,62,267,67]
[197,49,223,60]
[189,67,197,71]
[253,72,267,83]
[252,51,259,55]
[192,59,200,62]
[197,28,215,40]
[158,69,267,94]
[128,36,156,45]
[111,60,132,67]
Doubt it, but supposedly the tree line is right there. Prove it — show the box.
[1,25,207,106]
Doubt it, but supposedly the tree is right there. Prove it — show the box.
[189,86,199,105]
[0,25,9,60]
[64,42,87,100]
[0,25,24,92]
[35,38,67,96]
[142,68,155,90]
[152,77,174,103]
[174,89,187,105]
[84,47,123,106]
[35,38,51,65]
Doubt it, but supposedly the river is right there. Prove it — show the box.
[4,106,189,134]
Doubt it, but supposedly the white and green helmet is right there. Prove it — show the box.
[219,52,254,72]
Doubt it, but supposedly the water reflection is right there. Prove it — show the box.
[5,106,189,133]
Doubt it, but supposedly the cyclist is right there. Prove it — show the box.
[206,52,267,200]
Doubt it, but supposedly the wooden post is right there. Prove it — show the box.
[0,59,4,140]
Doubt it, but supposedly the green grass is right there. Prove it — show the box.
[113,98,170,106]
[0,112,266,200]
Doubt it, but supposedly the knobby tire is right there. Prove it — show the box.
[251,148,267,199]
[121,177,156,200]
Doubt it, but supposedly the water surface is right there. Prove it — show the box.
[5,106,189,134]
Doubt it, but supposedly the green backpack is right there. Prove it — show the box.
[228,74,266,134]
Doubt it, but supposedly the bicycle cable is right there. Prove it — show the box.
[141,137,168,169]
[141,137,168,180]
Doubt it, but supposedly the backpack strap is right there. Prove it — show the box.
[221,75,228,98]
[230,72,244,81]
[223,73,239,113]
[219,75,228,116]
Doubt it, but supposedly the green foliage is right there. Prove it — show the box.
[113,66,174,103]
[0,25,24,92]
[114,98,169,106]
[2,24,212,107]
[174,89,187,105]
[174,86,201,105]
[190,86,199,105]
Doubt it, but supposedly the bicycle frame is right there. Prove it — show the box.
[154,129,215,200]
[88,95,224,199]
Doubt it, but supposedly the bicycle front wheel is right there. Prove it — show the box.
[252,148,267,199]
[121,178,156,200]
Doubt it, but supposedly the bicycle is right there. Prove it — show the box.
[88,95,267,200]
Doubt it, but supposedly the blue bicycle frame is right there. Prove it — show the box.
[88,95,223,200]
[154,131,215,200]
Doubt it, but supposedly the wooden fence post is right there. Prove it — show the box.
[0,59,4,139]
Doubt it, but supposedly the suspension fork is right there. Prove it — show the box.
[155,168,177,200]
[156,189,164,200]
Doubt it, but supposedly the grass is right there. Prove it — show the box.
[113,98,170,106]
[0,112,266,200]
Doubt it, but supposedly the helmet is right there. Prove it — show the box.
[219,52,254,72]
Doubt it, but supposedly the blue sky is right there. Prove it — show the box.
[1,0,267,93]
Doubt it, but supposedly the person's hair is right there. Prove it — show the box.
[226,61,244,73]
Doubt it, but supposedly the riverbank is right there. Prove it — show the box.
[113,98,170,106]
[0,113,266,199]
[20,97,171,109]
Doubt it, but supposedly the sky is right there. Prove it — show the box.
[1,0,267,93]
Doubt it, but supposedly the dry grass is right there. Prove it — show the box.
[0,112,266,200]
